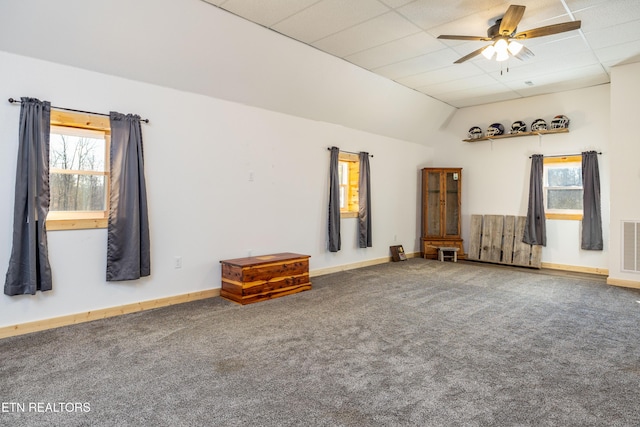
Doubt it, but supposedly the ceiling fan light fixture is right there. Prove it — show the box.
[482,45,496,60]
[440,5,582,65]
[494,38,508,54]
[508,41,523,55]
[496,49,509,62]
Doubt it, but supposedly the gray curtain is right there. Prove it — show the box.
[328,147,341,252]
[523,154,546,246]
[358,152,372,248]
[581,151,603,250]
[106,112,150,281]
[4,98,53,295]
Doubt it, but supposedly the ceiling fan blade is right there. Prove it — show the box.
[438,35,491,41]
[514,46,535,61]
[499,5,526,35]
[454,46,487,64]
[514,21,581,39]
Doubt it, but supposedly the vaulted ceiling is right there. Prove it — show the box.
[203,0,640,108]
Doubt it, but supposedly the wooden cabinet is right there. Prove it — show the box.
[220,253,311,305]
[421,168,464,259]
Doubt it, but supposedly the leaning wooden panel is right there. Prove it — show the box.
[481,215,503,263]
[502,216,516,265]
[512,216,532,266]
[468,215,542,269]
[468,215,483,260]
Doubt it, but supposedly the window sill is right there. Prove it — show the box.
[46,218,108,231]
[545,213,583,221]
[341,211,358,219]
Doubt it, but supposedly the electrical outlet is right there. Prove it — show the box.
[174,256,182,269]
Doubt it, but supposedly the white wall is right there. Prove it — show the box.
[432,84,611,270]
[0,51,435,328]
[609,61,640,282]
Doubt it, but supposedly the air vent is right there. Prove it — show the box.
[622,221,640,272]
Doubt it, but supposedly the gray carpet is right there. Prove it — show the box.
[2,258,640,426]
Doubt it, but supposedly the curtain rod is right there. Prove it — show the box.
[8,98,150,124]
[327,147,373,157]
[529,152,602,159]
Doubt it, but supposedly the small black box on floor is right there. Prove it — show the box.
[390,245,407,262]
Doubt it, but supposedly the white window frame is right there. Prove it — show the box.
[543,155,583,221]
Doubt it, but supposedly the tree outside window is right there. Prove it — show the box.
[46,111,111,230]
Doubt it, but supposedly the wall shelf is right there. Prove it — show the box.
[463,127,569,142]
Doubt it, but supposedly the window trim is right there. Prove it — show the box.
[543,155,583,221]
[338,152,359,219]
[47,110,111,231]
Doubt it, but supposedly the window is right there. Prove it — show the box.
[46,110,111,230]
[543,155,583,220]
[338,152,359,218]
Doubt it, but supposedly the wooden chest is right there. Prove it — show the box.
[220,253,311,305]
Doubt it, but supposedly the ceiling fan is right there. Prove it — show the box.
[438,4,582,64]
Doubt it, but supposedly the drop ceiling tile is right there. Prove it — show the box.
[518,35,591,61]
[313,11,422,57]
[573,0,640,32]
[519,33,586,50]
[566,0,611,10]
[492,51,601,83]
[220,0,320,27]
[272,0,389,43]
[374,48,461,79]
[345,32,444,70]
[426,6,503,40]
[594,39,640,65]
[584,19,640,49]
[510,66,610,98]
[514,0,570,29]
[506,66,609,96]
[398,0,507,31]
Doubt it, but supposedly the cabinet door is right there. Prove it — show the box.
[424,170,441,237]
[443,170,461,237]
